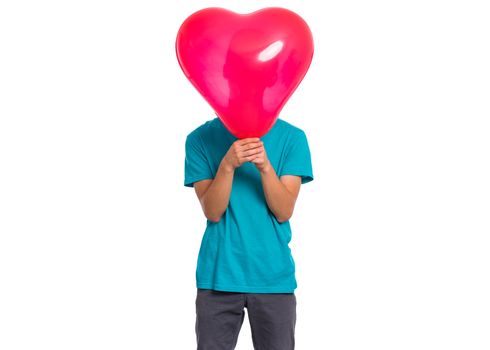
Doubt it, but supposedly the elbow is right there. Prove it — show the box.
[276,210,293,223]
[204,209,222,223]
[200,200,224,223]
[277,216,291,223]
[207,215,222,223]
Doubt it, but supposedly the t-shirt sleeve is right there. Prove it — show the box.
[280,130,314,184]
[184,132,214,187]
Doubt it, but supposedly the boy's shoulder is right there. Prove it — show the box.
[186,118,218,139]
[276,118,303,131]
[275,118,307,138]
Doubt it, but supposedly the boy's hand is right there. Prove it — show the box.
[250,141,272,174]
[221,138,263,172]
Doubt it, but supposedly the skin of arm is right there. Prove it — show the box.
[251,143,301,223]
[193,162,233,223]
[194,137,302,223]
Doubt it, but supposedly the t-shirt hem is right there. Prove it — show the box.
[279,172,314,184]
[184,175,214,187]
[197,282,296,293]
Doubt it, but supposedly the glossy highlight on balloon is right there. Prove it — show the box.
[175,7,314,138]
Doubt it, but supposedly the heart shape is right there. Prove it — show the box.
[176,7,314,138]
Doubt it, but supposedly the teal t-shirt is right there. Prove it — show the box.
[184,117,313,293]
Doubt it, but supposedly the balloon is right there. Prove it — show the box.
[175,7,314,138]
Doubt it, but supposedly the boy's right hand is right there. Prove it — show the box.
[221,137,263,172]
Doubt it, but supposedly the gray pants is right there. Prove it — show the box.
[195,288,296,350]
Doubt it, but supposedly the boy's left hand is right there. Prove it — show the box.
[251,140,272,174]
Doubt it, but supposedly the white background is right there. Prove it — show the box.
[1,0,489,349]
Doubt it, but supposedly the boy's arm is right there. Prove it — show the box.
[194,160,235,223]
[259,165,302,223]
[251,142,302,223]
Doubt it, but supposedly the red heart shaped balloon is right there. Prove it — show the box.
[175,7,314,138]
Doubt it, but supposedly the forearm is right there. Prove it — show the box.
[200,160,235,222]
[259,166,296,223]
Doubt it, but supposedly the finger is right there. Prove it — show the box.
[240,146,263,158]
[247,154,260,162]
[241,145,263,157]
[234,143,261,156]
[239,153,260,163]
[240,148,261,161]
[248,149,265,161]
[241,142,263,152]
[249,151,264,163]
[237,137,261,145]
